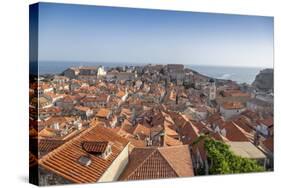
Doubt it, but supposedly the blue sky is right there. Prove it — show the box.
[37,3,274,68]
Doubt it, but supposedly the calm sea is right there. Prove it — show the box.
[188,65,263,84]
[37,61,264,84]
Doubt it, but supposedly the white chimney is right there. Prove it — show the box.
[74,120,82,130]
[52,122,60,130]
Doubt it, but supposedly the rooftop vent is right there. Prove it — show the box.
[78,155,92,166]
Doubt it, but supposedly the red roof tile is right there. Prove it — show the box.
[30,138,65,158]
[39,124,129,183]
[119,145,193,180]
[222,101,244,110]
[222,121,249,142]
[262,136,273,152]
[81,141,109,154]
[258,117,273,127]
[233,116,253,133]
[164,135,183,146]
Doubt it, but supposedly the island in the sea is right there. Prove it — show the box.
[29,64,273,185]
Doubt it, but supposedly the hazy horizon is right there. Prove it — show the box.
[36,3,274,68]
[37,60,272,69]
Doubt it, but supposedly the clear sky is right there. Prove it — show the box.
[37,2,274,68]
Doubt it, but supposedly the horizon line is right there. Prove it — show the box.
[37,60,273,69]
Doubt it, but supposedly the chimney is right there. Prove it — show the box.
[52,122,60,130]
[254,131,261,146]
[74,120,82,130]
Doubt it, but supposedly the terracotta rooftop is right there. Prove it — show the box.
[81,97,97,103]
[38,83,52,90]
[96,108,110,118]
[241,110,259,121]
[222,121,249,142]
[81,95,108,103]
[39,106,61,114]
[207,113,224,125]
[74,105,91,112]
[223,90,250,97]
[210,132,229,142]
[118,130,147,148]
[40,116,75,128]
[116,90,126,98]
[179,120,200,145]
[119,145,194,181]
[38,128,57,138]
[81,141,109,154]
[167,111,186,127]
[133,123,151,137]
[119,119,135,135]
[191,121,212,134]
[45,92,65,99]
[262,136,273,152]
[196,106,208,113]
[164,135,183,146]
[258,117,273,127]
[164,123,178,137]
[62,95,76,103]
[30,138,65,158]
[39,124,129,184]
[221,101,245,110]
[232,116,253,133]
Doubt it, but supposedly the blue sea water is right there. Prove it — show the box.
[37,61,264,84]
[37,61,140,75]
[188,65,263,84]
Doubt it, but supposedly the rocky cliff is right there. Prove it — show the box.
[252,69,273,91]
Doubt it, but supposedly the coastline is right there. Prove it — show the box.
[36,61,266,84]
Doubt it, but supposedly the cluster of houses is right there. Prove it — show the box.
[29,64,274,185]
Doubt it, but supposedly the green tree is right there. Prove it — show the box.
[202,137,264,174]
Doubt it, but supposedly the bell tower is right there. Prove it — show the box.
[209,78,216,101]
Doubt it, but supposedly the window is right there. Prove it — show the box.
[78,155,92,166]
